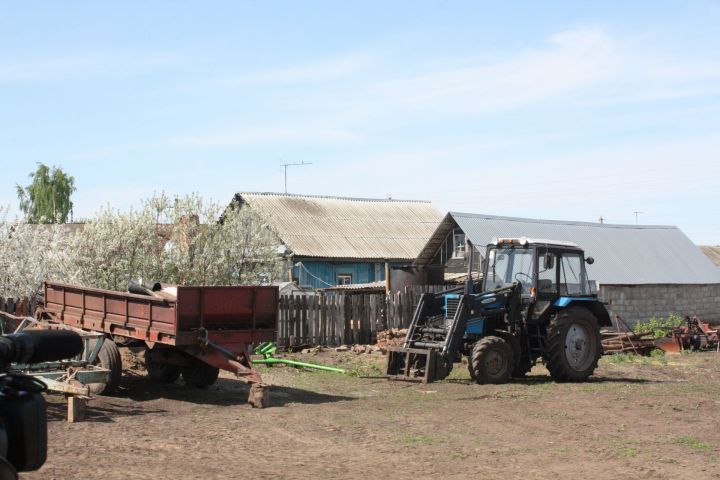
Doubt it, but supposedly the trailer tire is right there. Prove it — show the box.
[182,361,219,388]
[545,307,601,382]
[89,339,122,395]
[144,349,181,383]
[469,336,513,384]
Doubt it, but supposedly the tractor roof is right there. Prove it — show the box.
[490,237,581,249]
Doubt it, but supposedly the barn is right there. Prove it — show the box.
[414,212,720,325]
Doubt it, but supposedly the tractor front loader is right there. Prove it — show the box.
[386,237,612,384]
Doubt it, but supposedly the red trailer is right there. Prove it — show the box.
[36,281,278,407]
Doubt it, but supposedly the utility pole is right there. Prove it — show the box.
[280,161,312,193]
[633,211,644,225]
[598,216,604,224]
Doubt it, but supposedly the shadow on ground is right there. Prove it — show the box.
[110,373,354,408]
[45,397,167,423]
[445,374,658,386]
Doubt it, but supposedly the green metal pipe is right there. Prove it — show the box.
[252,357,347,374]
[252,342,347,374]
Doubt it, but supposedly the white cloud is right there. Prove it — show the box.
[214,53,375,87]
[0,52,182,83]
[155,125,362,149]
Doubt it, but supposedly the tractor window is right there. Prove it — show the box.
[538,252,557,293]
[486,247,534,290]
[560,254,586,295]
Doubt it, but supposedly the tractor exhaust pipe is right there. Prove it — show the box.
[465,239,474,295]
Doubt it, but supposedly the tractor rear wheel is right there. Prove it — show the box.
[88,338,122,395]
[469,336,513,384]
[182,360,220,388]
[545,307,601,382]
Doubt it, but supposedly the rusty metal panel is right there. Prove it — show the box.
[43,282,278,347]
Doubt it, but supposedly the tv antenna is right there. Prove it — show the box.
[280,161,312,193]
[633,211,644,225]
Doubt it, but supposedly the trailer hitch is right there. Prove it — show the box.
[252,343,347,374]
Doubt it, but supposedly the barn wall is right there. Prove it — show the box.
[600,283,720,326]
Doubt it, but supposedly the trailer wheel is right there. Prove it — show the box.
[545,307,601,382]
[88,339,122,395]
[469,336,513,384]
[182,361,219,388]
[144,349,181,383]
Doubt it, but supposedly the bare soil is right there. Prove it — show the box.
[23,350,720,480]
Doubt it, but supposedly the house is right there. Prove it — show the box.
[701,246,720,267]
[414,212,720,325]
[231,193,444,289]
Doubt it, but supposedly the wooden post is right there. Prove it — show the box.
[67,396,87,423]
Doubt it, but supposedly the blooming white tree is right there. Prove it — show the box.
[0,208,70,299]
[0,194,284,299]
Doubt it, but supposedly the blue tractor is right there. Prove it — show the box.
[386,237,612,383]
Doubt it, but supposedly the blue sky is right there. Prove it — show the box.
[1,1,718,243]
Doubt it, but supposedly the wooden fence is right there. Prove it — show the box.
[277,286,448,348]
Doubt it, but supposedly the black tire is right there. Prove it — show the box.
[88,338,122,395]
[182,361,219,388]
[469,336,513,384]
[144,349,182,383]
[467,355,477,381]
[511,357,533,378]
[545,307,602,382]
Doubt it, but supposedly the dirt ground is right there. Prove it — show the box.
[23,349,720,480]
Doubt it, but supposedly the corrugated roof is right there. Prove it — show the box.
[235,192,443,260]
[415,212,720,285]
[701,246,720,267]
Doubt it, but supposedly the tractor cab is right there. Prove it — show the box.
[482,237,601,322]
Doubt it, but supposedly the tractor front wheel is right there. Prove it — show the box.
[469,336,513,384]
[545,307,601,382]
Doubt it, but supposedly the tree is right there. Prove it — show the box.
[16,163,76,223]
[0,207,70,299]
[67,193,282,290]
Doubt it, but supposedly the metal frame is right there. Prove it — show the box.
[1,313,111,396]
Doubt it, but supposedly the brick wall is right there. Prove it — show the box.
[599,284,720,326]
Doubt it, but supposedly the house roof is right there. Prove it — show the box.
[415,212,720,285]
[700,246,720,267]
[234,192,443,260]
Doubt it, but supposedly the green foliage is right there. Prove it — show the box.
[16,163,76,223]
[609,353,634,364]
[633,314,684,339]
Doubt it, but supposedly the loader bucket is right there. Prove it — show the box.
[385,347,448,383]
[655,336,682,355]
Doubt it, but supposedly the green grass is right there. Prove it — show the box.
[399,435,434,446]
[675,436,712,451]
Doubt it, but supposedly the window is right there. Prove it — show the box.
[485,247,534,289]
[560,254,586,295]
[452,231,466,258]
[538,252,557,293]
[337,274,353,285]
